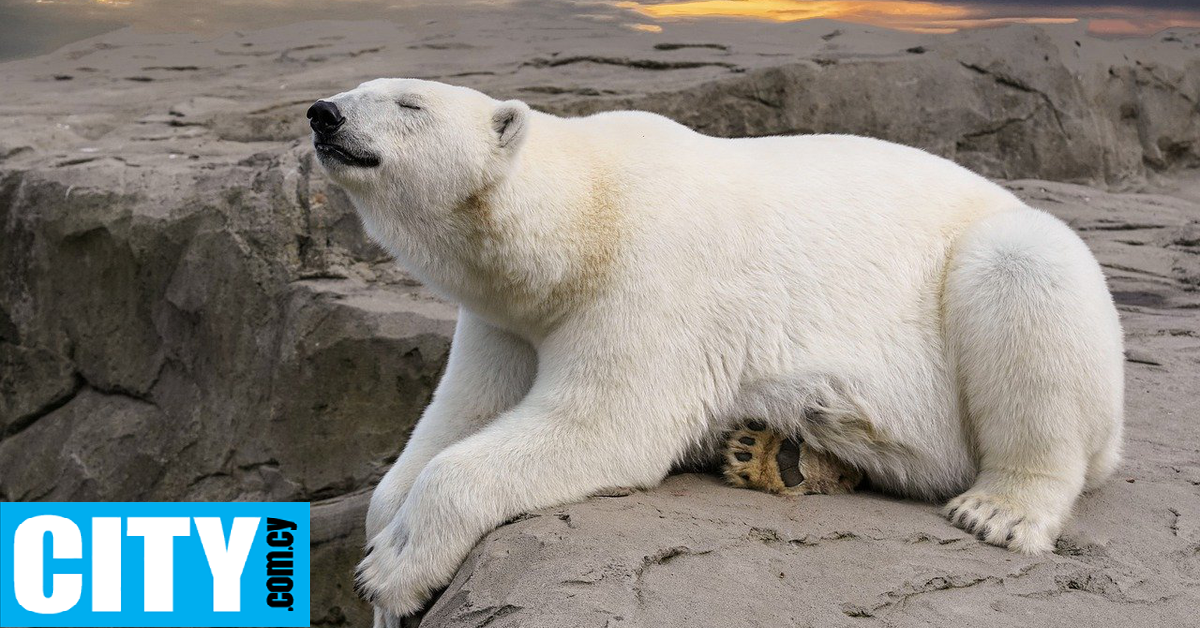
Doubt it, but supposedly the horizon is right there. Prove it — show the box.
[2,0,1199,62]
[619,0,1200,35]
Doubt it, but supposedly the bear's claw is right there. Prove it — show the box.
[943,492,1055,554]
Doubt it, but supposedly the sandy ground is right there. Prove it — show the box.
[1,3,1197,626]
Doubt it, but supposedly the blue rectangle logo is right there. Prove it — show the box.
[0,502,310,627]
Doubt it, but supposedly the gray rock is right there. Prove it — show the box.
[548,27,1200,185]
[0,146,456,505]
[312,489,373,628]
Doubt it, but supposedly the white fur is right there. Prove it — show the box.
[313,79,1124,619]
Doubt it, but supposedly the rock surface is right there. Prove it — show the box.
[0,4,1197,626]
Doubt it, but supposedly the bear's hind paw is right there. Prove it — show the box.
[722,422,862,496]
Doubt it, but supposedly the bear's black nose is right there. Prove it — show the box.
[307,100,345,135]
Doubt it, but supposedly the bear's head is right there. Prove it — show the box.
[307,79,530,211]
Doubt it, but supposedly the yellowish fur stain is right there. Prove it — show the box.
[556,169,625,301]
[454,166,626,325]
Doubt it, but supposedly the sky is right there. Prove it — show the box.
[1,0,1198,62]
[618,0,1200,35]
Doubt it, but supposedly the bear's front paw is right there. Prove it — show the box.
[723,422,861,495]
[354,522,431,617]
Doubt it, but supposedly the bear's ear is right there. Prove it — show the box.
[492,100,530,150]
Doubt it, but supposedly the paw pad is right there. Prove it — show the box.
[722,422,862,496]
[723,423,799,493]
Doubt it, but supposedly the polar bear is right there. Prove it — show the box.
[307,78,1124,620]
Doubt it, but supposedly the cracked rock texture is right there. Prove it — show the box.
[0,3,1197,626]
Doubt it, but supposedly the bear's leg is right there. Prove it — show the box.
[364,311,535,552]
[366,312,536,627]
[942,209,1124,555]
[355,328,706,617]
[723,423,862,495]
